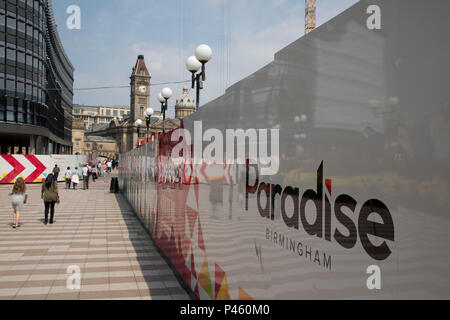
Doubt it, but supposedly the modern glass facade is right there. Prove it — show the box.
[0,0,74,154]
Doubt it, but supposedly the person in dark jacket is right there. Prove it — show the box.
[41,174,59,225]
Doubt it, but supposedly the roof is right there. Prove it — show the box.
[89,123,109,132]
[175,84,195,109]
[132,55,151,77]
[150,118,181,131]
[84,136,116,143]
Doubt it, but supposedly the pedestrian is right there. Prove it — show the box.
[65,167,72,189]
[91,164,97,181]
[97,161,102,177]
[9,177,28,229]
[52,164,60,181]
[107,160,112,173]
[41,174,59,225]
[72,167,80,190]
[82,164,90,190]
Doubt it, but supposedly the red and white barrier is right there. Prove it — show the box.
[0,154,89,184]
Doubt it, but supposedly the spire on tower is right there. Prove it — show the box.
[132,55,151,77]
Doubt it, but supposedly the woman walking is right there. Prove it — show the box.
[9,178,28,229]
[41,174,59,225]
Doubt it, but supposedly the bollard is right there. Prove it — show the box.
[110,177,119,193]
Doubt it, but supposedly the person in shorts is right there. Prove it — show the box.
[9,177,28,229]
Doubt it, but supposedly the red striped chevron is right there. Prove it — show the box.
[24,155,46,183]
[0,155,25,184]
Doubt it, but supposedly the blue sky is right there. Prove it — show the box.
[52,0,359,118]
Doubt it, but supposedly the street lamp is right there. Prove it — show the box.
[158,88,172,133]
[144,107,154,143]
[186,44,213,111]
[134,119,143,148]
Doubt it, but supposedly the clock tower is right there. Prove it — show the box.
[130,55,151,123]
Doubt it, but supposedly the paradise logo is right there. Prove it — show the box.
[246,161,395,261]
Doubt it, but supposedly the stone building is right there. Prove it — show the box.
[84,55,193,153]
[72,118,118,158]
[73,104,130,130]
[175,84,195,120]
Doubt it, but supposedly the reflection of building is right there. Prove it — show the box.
[73,104,130,130]
[0,0,74,154]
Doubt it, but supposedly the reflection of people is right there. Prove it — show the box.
[208,162,224,219]
[228,164,239,220]
[237,164,247,220]
[209,178,223,219]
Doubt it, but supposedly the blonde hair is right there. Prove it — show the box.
[12,178,26,194]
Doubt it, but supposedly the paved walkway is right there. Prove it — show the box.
[0,175,190,300]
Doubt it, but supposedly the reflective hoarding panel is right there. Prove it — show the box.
[119,0,450,299]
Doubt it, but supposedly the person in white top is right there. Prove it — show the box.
[65,167,72,189]
[107,161,112,173]
[82,164,90,190]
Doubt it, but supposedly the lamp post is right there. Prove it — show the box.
[158,88,172,133]
[186,44,213,111]
[134,119,143,148]
[144,107,154,143]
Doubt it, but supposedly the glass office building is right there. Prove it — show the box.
[0,0,74,154]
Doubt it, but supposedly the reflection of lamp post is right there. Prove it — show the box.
[144,107,154,143]
[158,88,172,133]
[134,119,143,148]
[186,44,213,111]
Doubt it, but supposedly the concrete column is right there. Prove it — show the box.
[35,136,43,154]
[29,135,36,154]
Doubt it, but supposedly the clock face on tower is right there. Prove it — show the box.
[139,86,147,93]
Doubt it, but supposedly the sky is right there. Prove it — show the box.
[52,0,359,118]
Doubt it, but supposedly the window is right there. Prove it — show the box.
[18,21,25,33]
[7,48,15,61]
[0,45,4,58]
[6,79,15,91]
[26,54,32,66]
[106,110,111,116]
[113,110,118,117]
[17,81,24,93]
[17,51,25,63]
[26,24,32,37]
[0,14,5,26]
[7,17,16,30]
[26,83,32,95]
